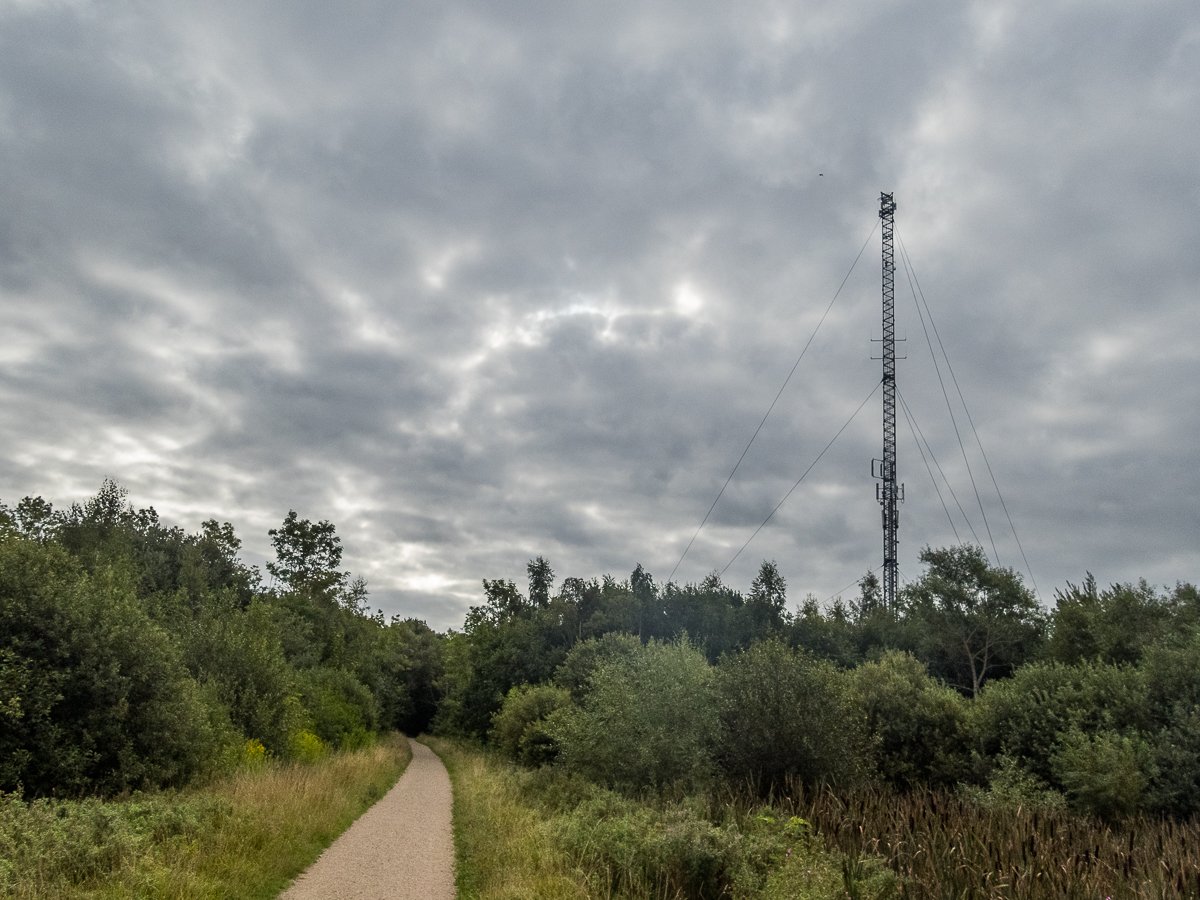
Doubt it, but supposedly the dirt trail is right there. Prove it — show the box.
[278,738,455,900]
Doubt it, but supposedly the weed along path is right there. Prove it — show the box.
[278,738,456,900]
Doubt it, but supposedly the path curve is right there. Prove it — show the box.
[278,738,455,900]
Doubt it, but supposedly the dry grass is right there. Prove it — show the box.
[0,734,412,900]
[785,780,1200,899]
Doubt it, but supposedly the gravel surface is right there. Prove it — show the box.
[278,738,456,900]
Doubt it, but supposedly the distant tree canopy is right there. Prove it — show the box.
[7,480,1200,821]
[441,542,1200,820]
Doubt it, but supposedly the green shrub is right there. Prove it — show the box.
[967,660,1151,787]
[550,637,719,791]
[958,754,1066,810]
[182,595,302,756]
[491,682,572,765]
[1044,576,1174,666]
[294,666,379,749]
[0,535,223,796]
[718,639,875,791]
[509,766,846,900]
[288,730,328,764]
[553,631,643,702]
[853,650,969,788]
[1140,633,1200,817]
[339,726,375,752]
[1051,728,1156,820]
[1145,706,1200,819]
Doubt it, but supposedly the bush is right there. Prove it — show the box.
[553,631,644,702]
[0,535,223,796]
[718,639,876,792]
[1051,728,1156,820]
[294,667,380,750]
[958,755,1066,810]
[1140,634,1200,817]
[1044,576,1173,666]
[509,764,849,900]
[288,730,328,764]
[853,651,969,788]
[182,595,302,756]
[550,637,719,791]
[491,683,572,765]
[967,660,1151,788]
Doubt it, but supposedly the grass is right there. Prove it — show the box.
[784,780,1200,899]
[422,736,587,900]
[0,733,412,900]
[427,737,1200,899]
[422,736,875,900]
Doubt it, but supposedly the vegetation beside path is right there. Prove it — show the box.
[0,735,411,900]
[424,736,880,900]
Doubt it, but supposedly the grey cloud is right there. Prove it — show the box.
[1,0,1198,628]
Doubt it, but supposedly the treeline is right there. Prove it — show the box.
[437,549,1200,821]
[6,479,1200,824]
[0,481,441,797]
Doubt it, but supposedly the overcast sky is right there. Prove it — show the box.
[1,0,1197,629]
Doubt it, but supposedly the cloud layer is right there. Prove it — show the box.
[2,0,1198,627]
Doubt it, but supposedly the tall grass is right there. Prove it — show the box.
[422,737,875,900]
[0,734,412,900]
[423,736,587,900]
[783,780,1200,899]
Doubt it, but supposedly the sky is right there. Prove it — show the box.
[1,0,1198,630]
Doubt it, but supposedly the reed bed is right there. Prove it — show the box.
[782,781,1200,899]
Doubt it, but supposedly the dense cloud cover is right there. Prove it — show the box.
[1,0,1197,628]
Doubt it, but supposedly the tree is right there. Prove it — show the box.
[267,511,346,595]
[1044,575,1175,666]
[746,560,787,636]
[0,534,222,796]
[477,578,526,621]
[905,545,1045,696]
[855,570,882,620]
[13,496,56,541]
[527,556,554,608]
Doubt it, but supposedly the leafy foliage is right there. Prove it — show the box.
[852,651,969,788]
[0,482,446,798]
[0,536,221,795]
[1051,728,1155,820]
[490,683,572,765]
[1045,574,1197,666]
[904,545,1044,696]
[266,511,346,595]
[717,639,874,791]
[551,638,719,790]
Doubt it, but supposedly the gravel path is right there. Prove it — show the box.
[278,738,456,900]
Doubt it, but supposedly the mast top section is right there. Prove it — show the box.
[880,192,896,218]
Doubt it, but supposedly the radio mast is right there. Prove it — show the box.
[874,192,902,612]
